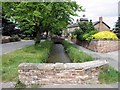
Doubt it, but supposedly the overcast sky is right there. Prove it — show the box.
[72,0,119,29]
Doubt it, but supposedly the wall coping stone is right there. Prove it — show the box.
[18,60,108,70]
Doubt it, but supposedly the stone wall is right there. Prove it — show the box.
[76,40,120,53]
[18,60,108,86]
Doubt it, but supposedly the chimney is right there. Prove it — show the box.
[99,17,103,23]
[99,17,103,31]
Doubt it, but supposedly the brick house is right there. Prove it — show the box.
[93,17,110,31]
[66,17,110,35]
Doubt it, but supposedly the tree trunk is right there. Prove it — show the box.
[35,29,41,46]
[46,30,48,39]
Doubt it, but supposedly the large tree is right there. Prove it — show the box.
[2,1,83,45]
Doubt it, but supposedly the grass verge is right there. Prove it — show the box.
[1,40,53,82]
[62,40,93,63]
[98,66,120,84]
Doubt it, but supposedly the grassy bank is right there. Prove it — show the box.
[99,66,120,84]
[62,40,93,63]
[1,40,53,82]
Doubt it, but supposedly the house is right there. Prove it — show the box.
[67,23,79,33]
[67,16,89,33]
[93,17,110,31]
[66,16,110,36]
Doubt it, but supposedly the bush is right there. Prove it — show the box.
[14,35,21,41]
[83,30,98,41]
[63,41,93,63]
[23,37,31,40]
[73,21,97,41]
[2,38,10,43]
[9,37,16,42]
[92,31,118,40]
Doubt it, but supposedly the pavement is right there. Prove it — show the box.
[0,40,34,55]
[41,83,119,88]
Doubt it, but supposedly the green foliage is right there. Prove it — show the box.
[63,41,93,63]
[1,40,53,82]
[114,17,120,39]
[92,31,118,40]
[73,21,97,41]
[78,21,95,33]
[99,66,120,84]
[2,2,83,44]
[83,30,98,41]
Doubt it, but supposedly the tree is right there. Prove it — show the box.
[74,21,97,41]
[114,17,120,38]
[2,1,83,45]
[2,15,21,36]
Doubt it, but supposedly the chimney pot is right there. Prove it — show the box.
[99,17,103,22]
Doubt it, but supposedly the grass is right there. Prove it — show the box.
[1,40,53,82]
[62,40,93,63]
[98,66,120,84]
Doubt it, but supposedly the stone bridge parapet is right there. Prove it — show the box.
[18,60,108,85]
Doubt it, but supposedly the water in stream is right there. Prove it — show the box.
[47,44,71,63]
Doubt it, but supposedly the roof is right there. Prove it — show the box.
[80,18,88,22]
[93,21,110,29]
[67,23,79,28]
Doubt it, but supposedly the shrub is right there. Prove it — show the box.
[23,37,31,40]
[9,37,16,42]
[14,35,21,41]
[2,38,10,43]
[73,21,97,41]
[92,31,118,40]
[83,30,98,41]
[63,41,93,63]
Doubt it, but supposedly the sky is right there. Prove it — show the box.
[72,0,119,29]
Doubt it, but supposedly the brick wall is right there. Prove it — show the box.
[76,40,120,53]
[18,60,108,86]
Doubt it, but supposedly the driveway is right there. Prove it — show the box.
[0,40,34,55]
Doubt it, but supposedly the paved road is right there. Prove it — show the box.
[67,39,119,71]
[1,40,34,55]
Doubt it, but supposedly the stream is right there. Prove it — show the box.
[47,44,71,63]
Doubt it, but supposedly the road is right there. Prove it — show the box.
[0,40,34,55]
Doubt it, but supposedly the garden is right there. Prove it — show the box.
[72,21,120,52]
